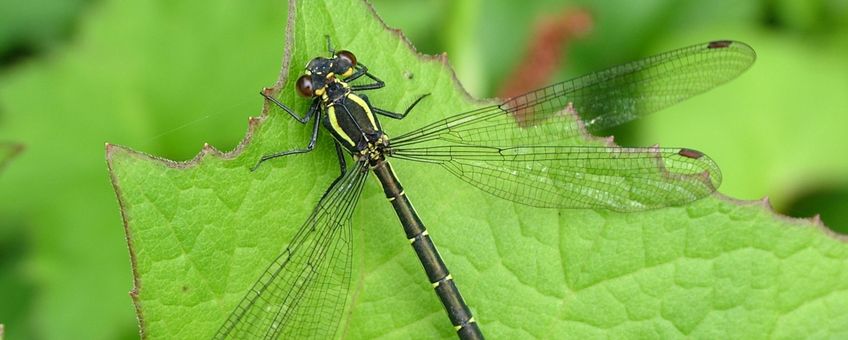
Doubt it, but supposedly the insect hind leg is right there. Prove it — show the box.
[250,113,322,171]
[261,90,317,124]
[348,63,385,91]
[371,93,430,120]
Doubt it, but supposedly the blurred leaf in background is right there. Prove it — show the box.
[0,1,288,338]
[0,0,91,66]
[0,143,23,171]
[107,0,848,338]
[1,0,847,338]
[370,0,848,231]
[0,142,28,340]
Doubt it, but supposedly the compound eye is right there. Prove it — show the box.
[336,50,357,68]
[296,75,314,97]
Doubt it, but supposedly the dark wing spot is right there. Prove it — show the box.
[678,148,704,159]
[708,40,733,49]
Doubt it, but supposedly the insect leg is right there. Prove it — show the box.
[347,63,385,91]
[250,112,322,171]
[340,63,370,84]
[261,90,318,124]
[371,93,430,120]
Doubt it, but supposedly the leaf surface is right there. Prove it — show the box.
[107,0,848,338]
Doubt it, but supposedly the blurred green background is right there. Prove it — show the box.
[1,0,846,338]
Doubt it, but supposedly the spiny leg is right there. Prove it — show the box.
[343,64,369,83]
[250,113,322,171]
[261,90,318,124]
[348,63,386,91]
[346,64,428,119]
[371,93,430,120]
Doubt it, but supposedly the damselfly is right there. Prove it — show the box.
[215,39,755,339]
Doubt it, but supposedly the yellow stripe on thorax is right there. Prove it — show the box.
[327,105,355,147]
[346,94,378,128]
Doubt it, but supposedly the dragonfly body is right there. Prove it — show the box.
[219,39,756,339]
[303,53,483,338]
[223,46,483,339]
[323,89,386,156]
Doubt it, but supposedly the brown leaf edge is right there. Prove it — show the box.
[103,0,487,336]
[103,0,846,337]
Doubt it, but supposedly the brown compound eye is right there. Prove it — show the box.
[296,75,314,97]
[336,50,357,68]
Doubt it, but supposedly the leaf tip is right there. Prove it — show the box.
[810,213,824,226]
[104,142,122,165]
[104,143,116,158]
[201,142,224,157]
[759,196,773,209]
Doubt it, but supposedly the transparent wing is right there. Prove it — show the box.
[392,40,755,148]
[389,41,750,211]
[391,145,720,211]
[215,160,369,339]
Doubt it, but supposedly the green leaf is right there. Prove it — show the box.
[0,0,89,58]
[0,0,288,339]
[107,0,848,338]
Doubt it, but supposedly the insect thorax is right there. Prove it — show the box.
[321,85,389,162]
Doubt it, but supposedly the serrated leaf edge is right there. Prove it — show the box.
[103,0,847,337]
